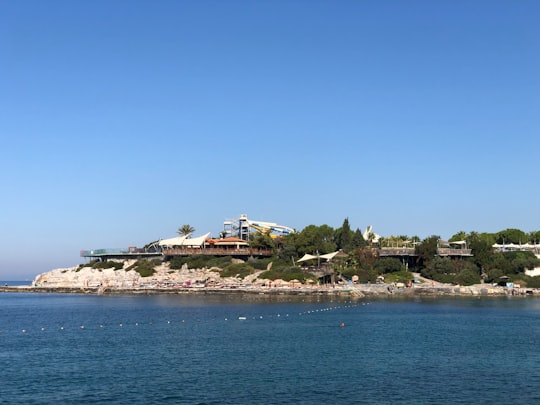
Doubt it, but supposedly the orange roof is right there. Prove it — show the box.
[207,237,248,245]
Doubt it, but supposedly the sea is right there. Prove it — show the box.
[1,290,539,404]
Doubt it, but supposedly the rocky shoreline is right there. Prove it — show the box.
[2,261,537,298]
[1,282,535,298]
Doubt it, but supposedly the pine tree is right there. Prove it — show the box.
[338,218,353,252]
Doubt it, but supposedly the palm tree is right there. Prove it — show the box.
[177,224,195,237]
[367,232,376,246]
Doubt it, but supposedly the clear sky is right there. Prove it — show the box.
[1,0,538,279]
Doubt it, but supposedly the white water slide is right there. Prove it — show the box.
[224,214,295,239]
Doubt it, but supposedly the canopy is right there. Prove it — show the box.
[320,252,339,261]
[159,233,211,248]
[183,233,211,247]
[158,235,189,247]
[450,240,467,245]
[297,254,318,263]
[297,251,344,263]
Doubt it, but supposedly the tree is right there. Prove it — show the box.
[178,224,195,237]
[503,251,540,274]
[488,253,512,275]
[383,235,411,247]
[422,256,456,283]
[352,228,367,248]
[455,268,481,286]
[374,257,405,274]
[277,242,298,263]
[249,233,275,251]
[336,218,353,252]
[467,231,495,270]
[353,247,379,268]
[366,231,377,246]
[415,235,440,267]
[496,228,528,245]
[528,230,540,244]
[294,224,336,255]
[449,231,467,242]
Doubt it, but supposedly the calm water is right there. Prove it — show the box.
[1,280,32,286]
[1,293,539,404]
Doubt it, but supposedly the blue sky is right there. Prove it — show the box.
[1,0,538,279]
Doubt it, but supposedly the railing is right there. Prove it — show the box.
[80,248,160,257]
[437,248,473,256]
[162,247,273,257]
[379,248,417,256]
[378,247,473,257]
[81,249,129,257]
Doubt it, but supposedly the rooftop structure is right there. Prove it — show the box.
[223,214,295,241]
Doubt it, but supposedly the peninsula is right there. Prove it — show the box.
[6,215,540,297]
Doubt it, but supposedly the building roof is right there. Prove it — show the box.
[207,237,249,246]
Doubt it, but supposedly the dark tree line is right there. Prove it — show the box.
[256,219,540,287]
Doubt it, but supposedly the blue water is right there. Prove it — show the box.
[1,280,31,286]
[1,293,539,404]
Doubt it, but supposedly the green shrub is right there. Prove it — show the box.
[374,258,405,274]
[339,267,360,280]
[521,276,540,288]
[169,255,233,269]
[169,256,187,269]
[383,270,414,284]
[126,260,156,277]
[149,258,163,266]
[354,268,378,284]
[91,261,124,270]
[266,258,297,272]
[454,268,481,286]
[77,261,99,271]
[432,273,456,284]
[221,262,255,278]
[248,257,273,270]
[258,267,314,282]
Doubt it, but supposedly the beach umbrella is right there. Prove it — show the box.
[290,279,300,287]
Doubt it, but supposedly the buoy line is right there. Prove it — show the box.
[4,301,371,336]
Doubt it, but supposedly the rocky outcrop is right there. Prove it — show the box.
[24,261,534,297]
[32,261,233,290]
